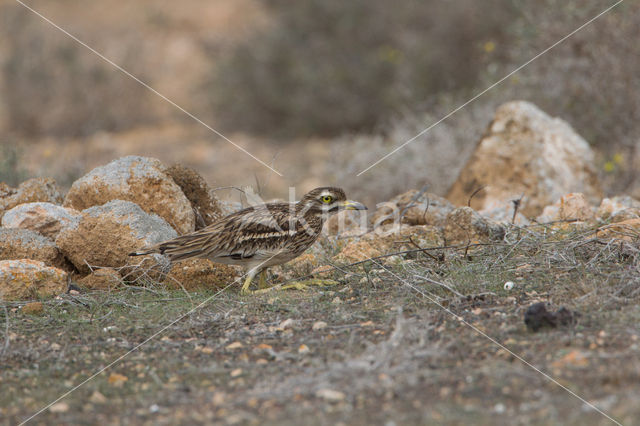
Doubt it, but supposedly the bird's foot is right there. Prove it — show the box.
[253,278,340,293]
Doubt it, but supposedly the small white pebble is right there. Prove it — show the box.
[504,281,514,290]
[493,403,506,413]
[316,388,345,401]
[279,318,295,329]
[312,321,327,330]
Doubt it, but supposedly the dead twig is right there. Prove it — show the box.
[511,193,525,225]
[467,186,486,207]
[0,299,9,359]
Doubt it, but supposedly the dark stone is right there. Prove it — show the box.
[524,302,577,332]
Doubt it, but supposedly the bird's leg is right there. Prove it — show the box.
[279,278,340,291]
[257,269,269,289]
[240,268,258,295]
[254,278,340,293]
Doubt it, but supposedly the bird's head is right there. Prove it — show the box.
[297,187,367,214]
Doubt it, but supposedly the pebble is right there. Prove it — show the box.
[312,321,327,330]
[316,388,345,401]
[49,402,69,413]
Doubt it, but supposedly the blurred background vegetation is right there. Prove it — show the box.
[0,0,637,202]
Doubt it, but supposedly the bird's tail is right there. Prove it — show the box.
[129,232,212,262]
[128,247,160,257]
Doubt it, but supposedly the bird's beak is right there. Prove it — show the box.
[340,200,367,211]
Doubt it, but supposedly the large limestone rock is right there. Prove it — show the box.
[0,259,68,300]
[0,178,63,218]
[56,200,177,274]
[0,228,68,270]
[1,202,81,239]
[63,156,195,234]
[447,101,602,217]
[164,164,223,229]
[372,190,454,228]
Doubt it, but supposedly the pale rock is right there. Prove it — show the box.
[0,259,67,300]
[444,207,505,245]
[56,200,177,275]
[0,228,68,270]
[447,101,601,217]
[1,202,81,239]
[78,268,122,290]
[0,178,63,218]
[480,201,531,226]
[63,156,195,234]
[558,193,596,221]
[597,196,640,223]
[372,190,454,228]
[536,193,596,222]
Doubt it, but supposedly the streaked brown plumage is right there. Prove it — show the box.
[130,187,366,293]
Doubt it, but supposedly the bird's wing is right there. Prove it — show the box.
[139,204,300,262]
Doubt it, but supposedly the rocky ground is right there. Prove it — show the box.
[1,101,639,424]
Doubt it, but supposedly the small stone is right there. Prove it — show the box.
[89,391,107,404]
[298,344,310,354]
[504,281,514,290]
[49,402,69,413]
[211,392,226,406]
[108,373,128,387]
[226,341,244,350]
[493,403,506,414]
[558,193,595,221]
[279,318,295,329]
[78,268,122,291]
[372,190,454,228]
[312,321,327,330]
[230,369,243,377]
[444,207,505,245]
[316,388,345,402]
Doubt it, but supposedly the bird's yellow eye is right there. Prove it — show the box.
[321,195,333,204]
